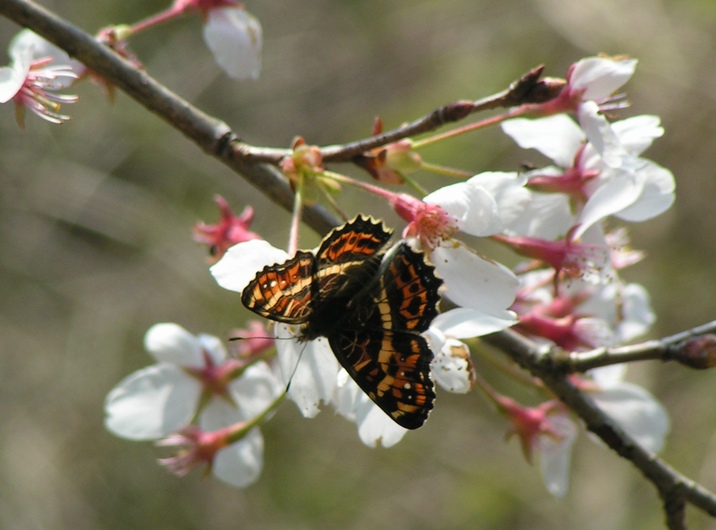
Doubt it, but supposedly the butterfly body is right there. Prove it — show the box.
[242,215,442,429]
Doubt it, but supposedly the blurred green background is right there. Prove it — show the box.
[2,0,716,528]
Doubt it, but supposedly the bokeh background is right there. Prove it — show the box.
[2,0,716,528]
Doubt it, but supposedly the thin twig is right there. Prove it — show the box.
[556,320,716,372]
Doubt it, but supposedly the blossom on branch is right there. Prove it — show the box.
[1,30,78,128]
[104,323,282,487]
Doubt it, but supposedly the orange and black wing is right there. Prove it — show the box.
[241,250,316,324]
[314,215,392,297]
[328,243,442,429]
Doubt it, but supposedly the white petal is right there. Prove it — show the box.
[425,181,502,236]
[332,369,361,421]
[430,307,515,338]
[615,162,675,222]
[333,372,410,447]
[9,29,83,87]
[618,283,655,341]
[0,48,30,103]
[537,414,578,498]
[432,339,472,394]
[144,323,205,367]
[589,364,627,388]
[578,102,628,169]
[275,326,339,418]
[225,361,284,420]
[570,57,637,100]
[200,395,246,430]
[592,382,670,453]
[612,115,663,155]
[506,190,574,240]
[104,364,201,440]
[431,243,518,320]
[355,397,408,448]
[210,240,289,294]
[212,428,264,488]
[468,172,530,227]
[501,116,585,167]
[203,8,262,80]
[197,333,228,364]
[574,170,641,238]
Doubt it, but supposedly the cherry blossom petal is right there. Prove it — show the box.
[506,189,574,240]
[574,170,642,238]
[275,325,339,418]
[431,307,515,338]
[570,57,637,101]
[431,242,518,322]
[537,413,578,498]
[355,400,408,448]
[617,283,656,341]
[203,7,262,80]
[9,29,83,88]
[210,239,289,294]
[225,361,283,419]
[611,115,663,155]
[592,382,670,453]
[196,332,229,364]
[104,363,201,440]
[0,48,30,103]
[614,162,675,222]
[501,115,585,167]
[145,323,207,366]
[211,428,265,488]
[432,339,472,393]
[425,181,502,236]
[468,172,530,228]
[577,102,629,169]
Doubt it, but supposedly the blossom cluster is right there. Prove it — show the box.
[99,56,674,493]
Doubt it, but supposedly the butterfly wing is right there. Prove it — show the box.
[314,215,393,297]
[328,243,442,429]
[241,250,316,324]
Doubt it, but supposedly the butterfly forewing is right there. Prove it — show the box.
[241,251,316,324]
[314,216,392,297]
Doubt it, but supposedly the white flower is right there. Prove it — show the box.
[0,31,78,127]
[502,112,675,239]
[104,323,282,440]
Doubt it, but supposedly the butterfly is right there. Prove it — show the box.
[241,215,442,429]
